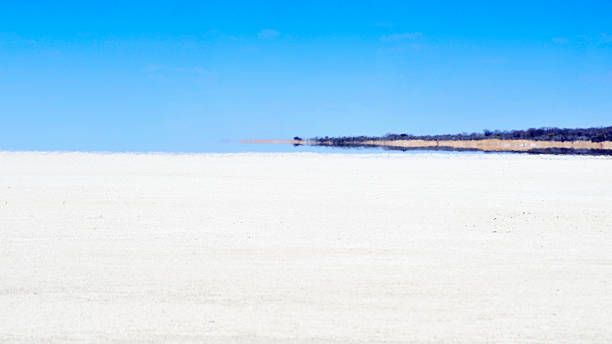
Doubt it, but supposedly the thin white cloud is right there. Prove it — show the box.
[380,32,422,42]
[258,29,280,39]
[552,37,569,44]
[374,23,393,28]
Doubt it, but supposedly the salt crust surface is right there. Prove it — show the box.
[1,152,611,343]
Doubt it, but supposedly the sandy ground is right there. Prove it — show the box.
[1,152,612,343]
[360,139,612,152]
[358,139,612,152]
[242,139,612,153]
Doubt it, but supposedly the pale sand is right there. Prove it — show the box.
[241,139,612,153]
[358,139,612,152]
[1,152,611,343]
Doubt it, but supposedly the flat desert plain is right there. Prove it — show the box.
[1,152,612,343]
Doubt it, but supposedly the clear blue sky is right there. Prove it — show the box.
[1,1,611,152]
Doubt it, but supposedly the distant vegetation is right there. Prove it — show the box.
[308,126,612,145]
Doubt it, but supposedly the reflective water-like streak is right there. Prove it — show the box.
[241,139,612,155]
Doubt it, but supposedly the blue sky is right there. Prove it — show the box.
[1,1,611,152]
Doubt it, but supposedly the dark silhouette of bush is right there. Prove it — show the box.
[306,126,612,145]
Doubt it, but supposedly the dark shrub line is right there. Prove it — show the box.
[307,126,612,145]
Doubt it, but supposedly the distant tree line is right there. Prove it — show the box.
[307,126,612,145]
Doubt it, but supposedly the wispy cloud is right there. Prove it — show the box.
[258,29,280,39]
[552,37,569,44]
[377,44,423,56]
[380,32,422,42]
[551,34,612,45]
